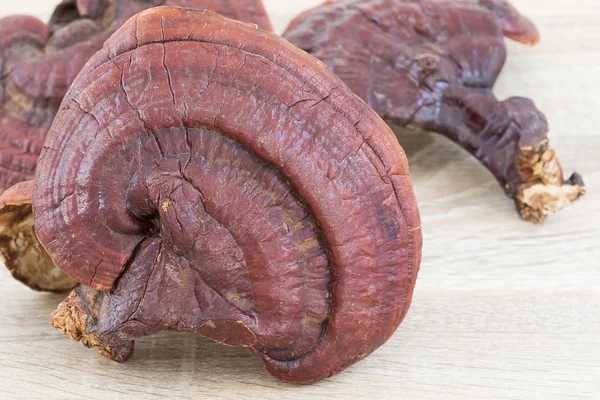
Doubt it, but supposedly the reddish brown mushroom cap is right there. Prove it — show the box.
[284,0,585,223]
[35,7,421,383]
[0,0,272,194]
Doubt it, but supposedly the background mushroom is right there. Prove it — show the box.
[283,0,586,223]
[0,0,272,291]
[32,7,422,383]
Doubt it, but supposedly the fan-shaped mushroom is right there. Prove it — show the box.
[0,0,272,291]
[32,7,421,383]
[284,0,586,223]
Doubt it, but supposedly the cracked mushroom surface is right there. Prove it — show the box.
[34,7,422,384]
[0,0,272,290]
[284,0,586,223]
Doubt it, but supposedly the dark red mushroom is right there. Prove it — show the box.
[0,0,272,290]
[284,0,586,223]
[33,7,421,383]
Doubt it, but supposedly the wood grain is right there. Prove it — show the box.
[0,0,598,399]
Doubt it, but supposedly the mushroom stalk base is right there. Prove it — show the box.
[50,289,134,363]
[515,148,585,223]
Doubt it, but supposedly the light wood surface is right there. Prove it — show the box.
[1,1,598,399]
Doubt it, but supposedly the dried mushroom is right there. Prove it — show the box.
[0,0,272,289]
[32,7,421,383]
[284,0,586,223]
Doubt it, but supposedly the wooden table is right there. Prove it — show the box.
[1,1,598,399]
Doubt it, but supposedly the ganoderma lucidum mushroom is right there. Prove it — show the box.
[0,0,272,291]
[284,0,586,223]
[28,7,421,384]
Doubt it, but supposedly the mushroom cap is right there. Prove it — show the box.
[34,7,422,383]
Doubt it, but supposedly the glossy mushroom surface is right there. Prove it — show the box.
[284,0,585,223]
[34,7,422,384]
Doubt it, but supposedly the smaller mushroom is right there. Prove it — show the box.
[284,0,586,223]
